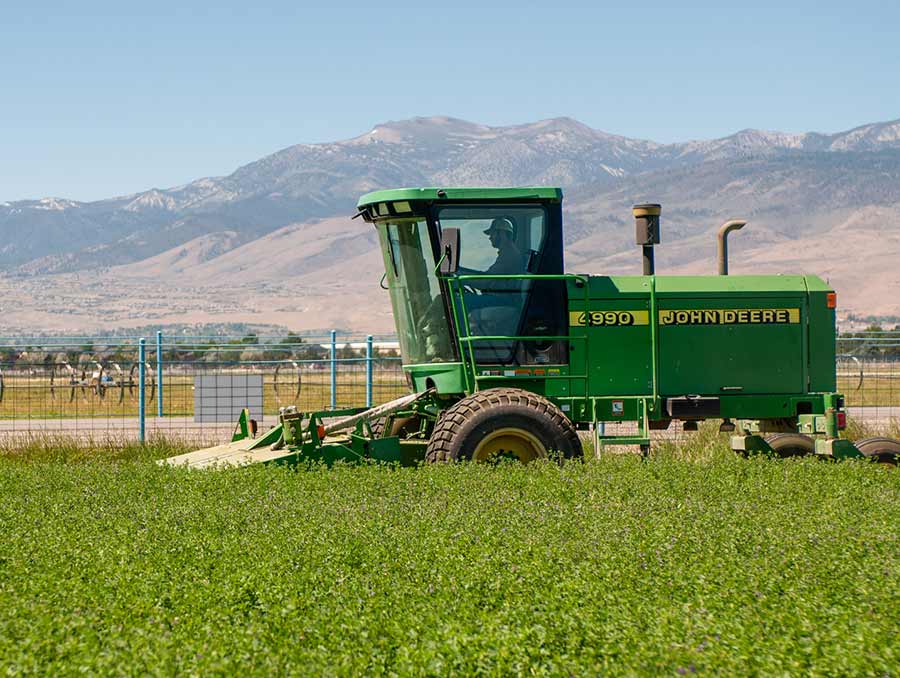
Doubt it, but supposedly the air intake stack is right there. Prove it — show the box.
[633,203,661,275]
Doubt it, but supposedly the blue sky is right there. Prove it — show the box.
[2,0,899,202]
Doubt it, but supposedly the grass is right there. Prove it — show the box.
[0,435,191,464]
[0,442,897,675]
[845,416,900,442]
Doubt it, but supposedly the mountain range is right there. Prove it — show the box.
[4,115,900,334]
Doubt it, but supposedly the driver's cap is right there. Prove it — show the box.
[484,217,514,236]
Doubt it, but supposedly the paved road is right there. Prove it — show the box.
[847,407,900,426]
[0,416,271,442]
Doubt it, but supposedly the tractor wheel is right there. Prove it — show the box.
[369,415,421,439]
[426,388,582,463]
[763,433,815,458]
[854,437,900,465]
[273,361,301,405]
[369,417,385,438]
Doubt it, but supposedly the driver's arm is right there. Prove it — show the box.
[461,259,503,292]
[456,255,501,290]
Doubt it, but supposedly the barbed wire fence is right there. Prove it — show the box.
[0,330,896,444]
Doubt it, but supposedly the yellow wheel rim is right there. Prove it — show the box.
[472,427,547,463]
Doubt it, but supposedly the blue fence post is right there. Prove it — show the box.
[138,337,146,443]
[366,335,373,409]
[330,330,337,410]
[156,330,163,417]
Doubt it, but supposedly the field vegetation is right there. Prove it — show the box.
[0,435,897,675]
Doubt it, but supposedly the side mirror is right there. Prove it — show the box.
[439,228,460,275]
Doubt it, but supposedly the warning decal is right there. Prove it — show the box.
[659,308,801,326]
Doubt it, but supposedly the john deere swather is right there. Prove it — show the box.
[163,188,900,468]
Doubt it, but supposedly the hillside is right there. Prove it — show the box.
[3,116,900,333]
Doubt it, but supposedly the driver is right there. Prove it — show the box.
[483,217,525,275]
[463,217,527,296]
[463,218,528,349]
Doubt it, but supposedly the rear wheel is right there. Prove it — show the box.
[426,388,582,463]
[764,433,815,458]
[854,437,900,465]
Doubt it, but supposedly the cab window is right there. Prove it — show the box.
[436,205,549,363]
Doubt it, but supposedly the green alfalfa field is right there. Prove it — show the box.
[0,434,897,675]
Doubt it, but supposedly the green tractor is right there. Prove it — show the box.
[164,187,900,468]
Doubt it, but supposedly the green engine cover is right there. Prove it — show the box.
[570,274,835,399]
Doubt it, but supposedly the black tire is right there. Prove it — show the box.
[426,388,582,463]
[146,366,156,403]
[854,437,900,465]
[128,364,156,402]
[274,361,301,405]
[764,433,815,458]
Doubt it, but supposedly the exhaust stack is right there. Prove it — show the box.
[633,203,661,275]
[717,220,747,275]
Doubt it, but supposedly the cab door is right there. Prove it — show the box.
[433,201,567,366]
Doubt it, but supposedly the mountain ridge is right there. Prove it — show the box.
[3,114,900,332]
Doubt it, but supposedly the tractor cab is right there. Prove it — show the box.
[357,188,569,374]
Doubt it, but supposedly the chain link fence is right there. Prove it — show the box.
[0,330,897,444]
[837,330,900,429]
[0,332,405,444]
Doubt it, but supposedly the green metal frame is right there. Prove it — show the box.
[260,406,430,467]
[447,273,589,393]
[231,408,253,442]
[358,187,563,207]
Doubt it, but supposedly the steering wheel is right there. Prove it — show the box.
[416,295,444,335]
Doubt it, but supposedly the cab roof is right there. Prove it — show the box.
[356,187,563,208]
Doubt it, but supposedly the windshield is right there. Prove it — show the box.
[378,219,454,364]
